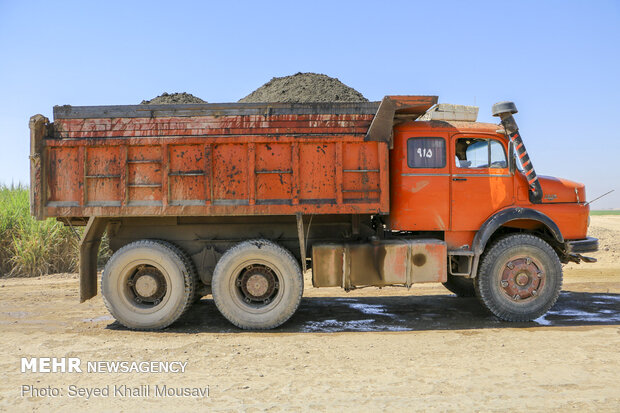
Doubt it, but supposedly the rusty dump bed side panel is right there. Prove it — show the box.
[31,102,398,219]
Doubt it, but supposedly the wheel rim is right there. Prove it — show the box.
[498,255,545,302]
[128,265,167,305]
[228,260,284,314]
[117,259,172,313]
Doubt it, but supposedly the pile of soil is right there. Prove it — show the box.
[239,72,368,103]
[141,92,206,104]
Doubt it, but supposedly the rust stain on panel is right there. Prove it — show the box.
[213,144,248,201]
[47,147,80,203]
[312,239,447,288]
[409,240,447,283]
[248,143,256,206]
[168,144,206,203]
[40,111,390,218]
[299,143,337,202]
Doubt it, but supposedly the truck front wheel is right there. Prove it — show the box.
[101,240,196,330]
[212,239,303,329]
[475,234,562,321]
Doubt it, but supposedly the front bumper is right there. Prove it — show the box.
[566,237,599,254]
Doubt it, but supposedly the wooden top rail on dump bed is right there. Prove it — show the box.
[29,96,437,220]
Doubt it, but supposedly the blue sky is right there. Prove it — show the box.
[1,0,618,208]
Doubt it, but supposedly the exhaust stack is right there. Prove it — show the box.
[492,102,543,204]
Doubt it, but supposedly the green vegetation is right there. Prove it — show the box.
[590,210,620,216]
[0,184,111,277]
[0,184,77,276]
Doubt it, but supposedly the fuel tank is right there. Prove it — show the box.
[312,239,447,289]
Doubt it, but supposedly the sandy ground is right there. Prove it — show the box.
[1,216,619,412]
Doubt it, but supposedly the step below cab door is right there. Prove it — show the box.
[390,132,450,231]
[450,134,514,231]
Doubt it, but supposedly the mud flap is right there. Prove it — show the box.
[79,217,108,302]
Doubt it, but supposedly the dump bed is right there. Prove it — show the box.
[30,97,437,220]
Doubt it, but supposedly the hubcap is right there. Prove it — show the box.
[237,265,279,305]
[135,274,158,297]
[515,273,529,286]
[128,266,167,304]
[246,274,269,297]
[501,257,544,301]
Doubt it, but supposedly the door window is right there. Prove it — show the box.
[455,138,507,169]
[407,137,446,168]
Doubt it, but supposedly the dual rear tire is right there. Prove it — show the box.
[211,239,303,330]
[101,240,196,330]
[102,239,303,330]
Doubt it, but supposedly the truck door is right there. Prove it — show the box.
[450,134,514,231]
[390,133,450,231]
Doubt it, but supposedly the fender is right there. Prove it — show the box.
[472,207,564,256]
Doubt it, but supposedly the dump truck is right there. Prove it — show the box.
[29,96,598,329]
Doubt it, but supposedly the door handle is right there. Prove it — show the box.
[452,177,467,181]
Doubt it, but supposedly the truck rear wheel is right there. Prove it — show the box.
[101,240,196,330]
[212,239,303,329]
[475,234,562,321]
[442,274,475,297]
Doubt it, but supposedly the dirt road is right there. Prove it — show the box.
[1,217,619,411]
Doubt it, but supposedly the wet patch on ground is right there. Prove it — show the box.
[136,291,620,334]
[535,293,620,325]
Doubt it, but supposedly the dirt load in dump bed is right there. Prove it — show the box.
[239,72,368,103]
[141,92,206,104]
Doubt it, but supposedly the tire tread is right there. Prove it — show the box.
[212,239,303,330]
[475,233,563,322]
[101,239,195,330]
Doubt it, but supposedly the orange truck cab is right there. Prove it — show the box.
[30,96,598,330]
[390,118,593,266]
